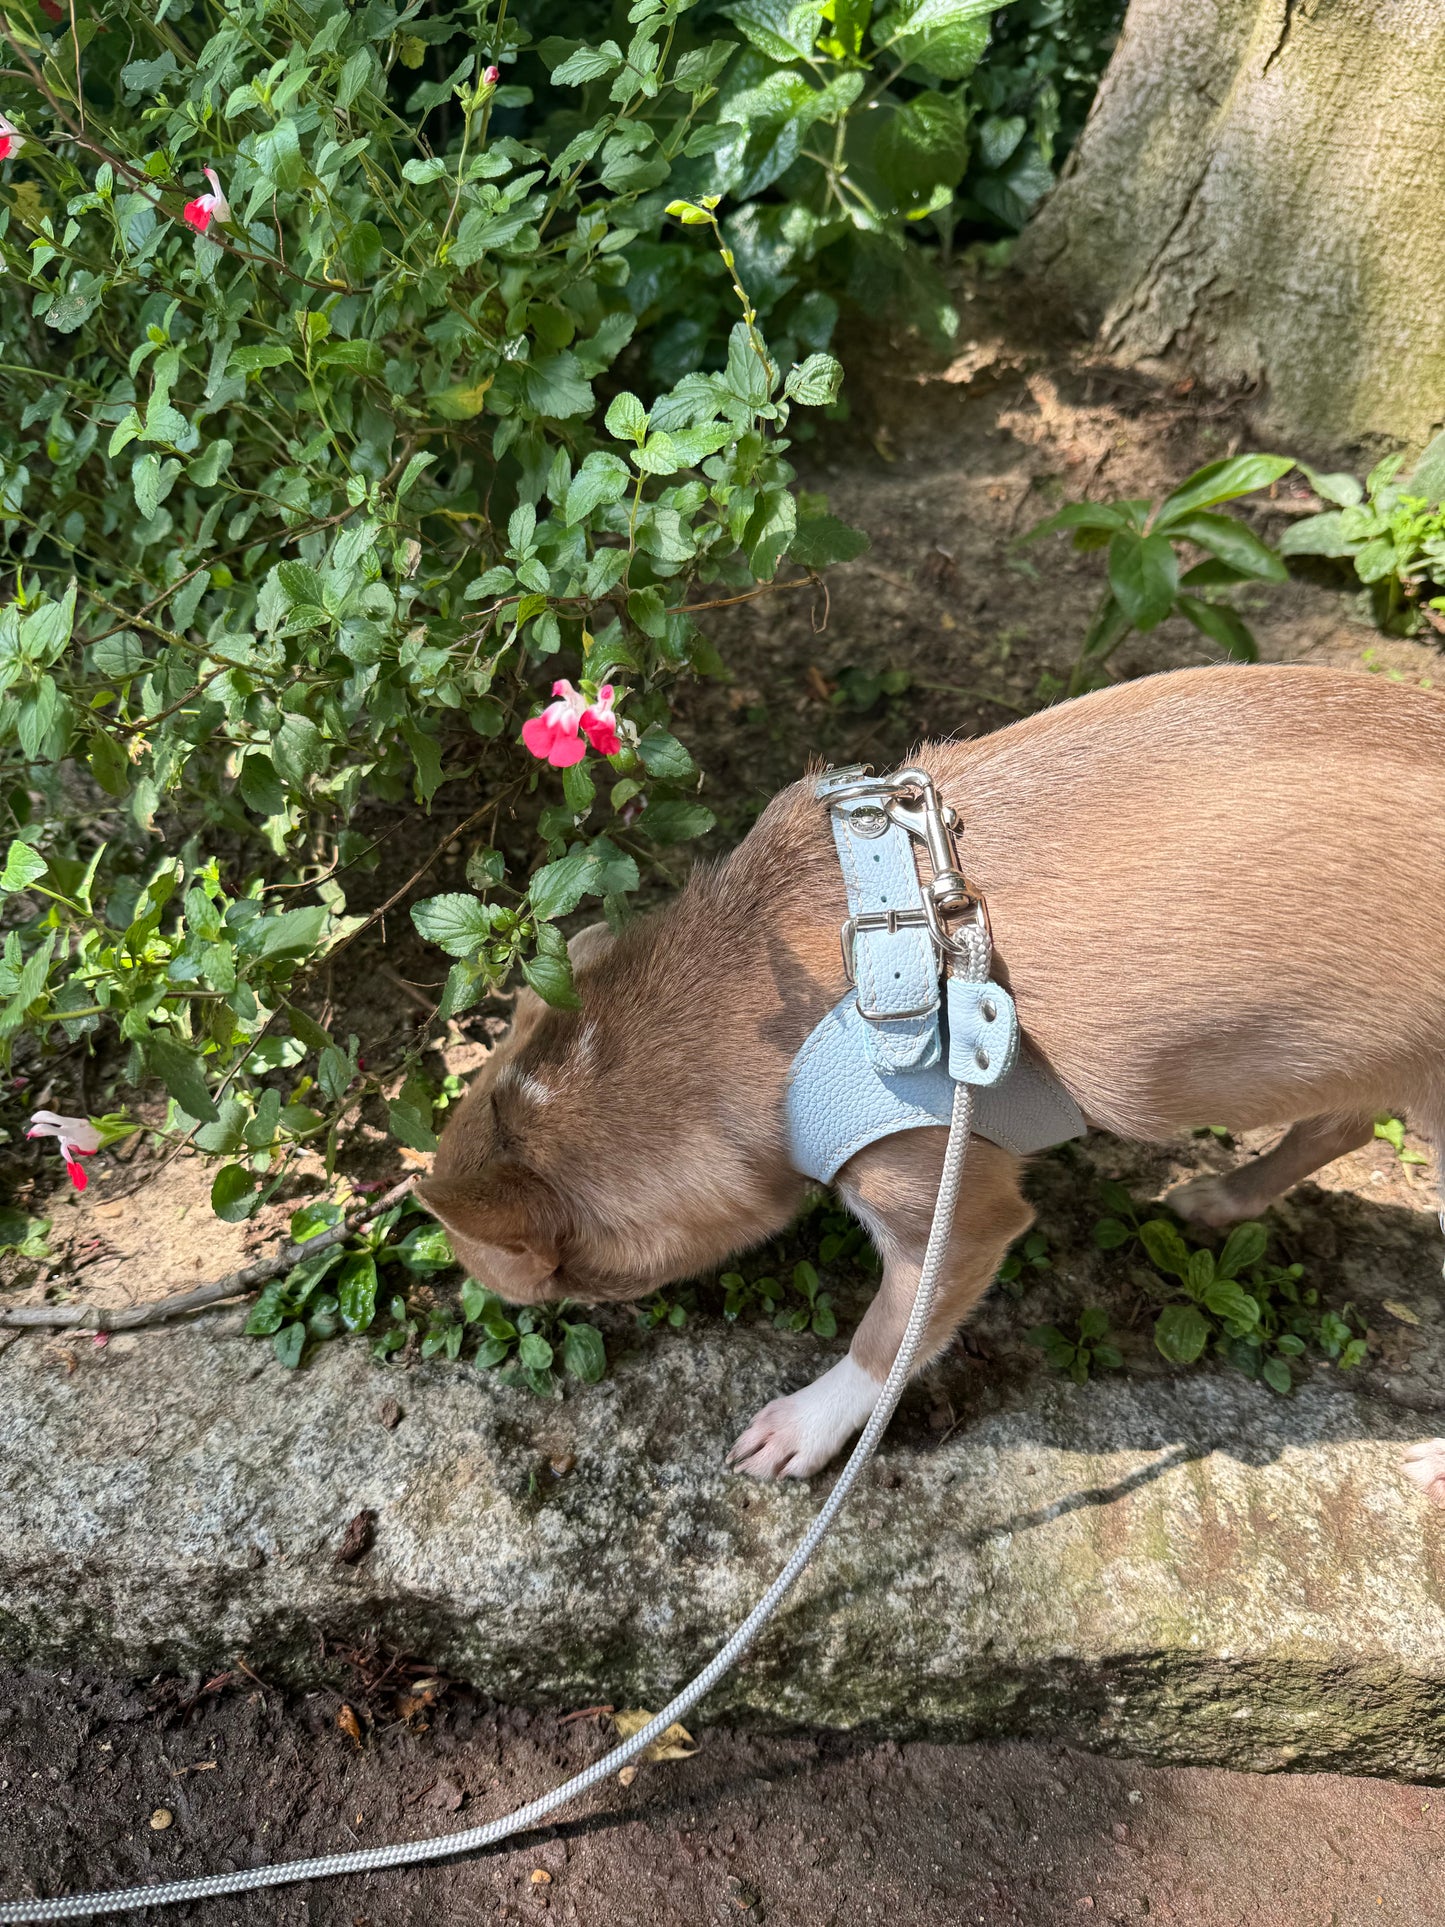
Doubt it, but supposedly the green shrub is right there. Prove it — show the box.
[0,0,1121,1250]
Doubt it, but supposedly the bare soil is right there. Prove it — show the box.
[5,1665,1445,1926]
[6,269,1445,1923]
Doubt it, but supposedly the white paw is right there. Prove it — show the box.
[727,1355,881,1481]
[1402,1439,1445,1509]
[1166,1174,1256,1229]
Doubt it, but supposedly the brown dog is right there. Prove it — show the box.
[420,665,1445,1482]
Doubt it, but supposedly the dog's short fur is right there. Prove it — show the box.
[421,665,1445,1482]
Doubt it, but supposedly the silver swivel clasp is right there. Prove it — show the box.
[822,764,988,971]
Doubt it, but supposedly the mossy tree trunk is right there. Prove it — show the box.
[1018,0,1445,452]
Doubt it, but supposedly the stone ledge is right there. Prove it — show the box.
[3,1318,1444,1774]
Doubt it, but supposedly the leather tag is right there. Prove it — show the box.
[947,978,1019,1087]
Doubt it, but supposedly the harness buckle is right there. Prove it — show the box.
[825,766,989,972]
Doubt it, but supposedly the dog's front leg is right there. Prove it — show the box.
[728,1133,1033,1480]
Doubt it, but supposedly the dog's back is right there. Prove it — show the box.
[926,665,1445,1141]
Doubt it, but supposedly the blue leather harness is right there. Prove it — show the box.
[786,766,1086,1183]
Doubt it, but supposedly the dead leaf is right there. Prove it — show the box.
[337,1704,363,1749]
[617,1765,638,1787]
[397,1146,430,1168]
[1383,1299,1422,1327]
[804,665,834,703]
[613,1709,697,1762]
[422,1777,464,1813]
[334,1507,377,1565]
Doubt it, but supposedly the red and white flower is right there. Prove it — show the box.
[482,64,501,85]
[181,167,229,234]
[521,680,620,767]
[0,115,25,162]
[27,1110,103,1191]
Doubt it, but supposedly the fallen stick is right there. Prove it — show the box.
[0,1176,416,1334]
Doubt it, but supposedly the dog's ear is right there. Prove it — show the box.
[415,1162,562,1298]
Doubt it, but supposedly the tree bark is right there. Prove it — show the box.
[1018,0,1445,452]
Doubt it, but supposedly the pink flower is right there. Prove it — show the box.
[483,65,501,85]
[521,680,620,767]
[0,115,25,162]
[182,167,229,234]
[579,683,620,755]
[27,1110,103,1191]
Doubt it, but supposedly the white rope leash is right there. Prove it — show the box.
[0,1078,976,1925]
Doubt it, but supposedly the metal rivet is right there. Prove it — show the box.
[975,1048,990,1071]
[981,999,997,1024]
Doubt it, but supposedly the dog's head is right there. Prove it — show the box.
[416,913,808,1306]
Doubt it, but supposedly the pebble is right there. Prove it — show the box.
[149,1808,173,1830]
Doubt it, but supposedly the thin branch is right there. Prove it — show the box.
[0,1176,416,1332]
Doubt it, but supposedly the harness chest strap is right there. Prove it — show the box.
[787,767,1086,1184]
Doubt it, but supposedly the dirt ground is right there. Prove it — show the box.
[6,1665,1445,1927]
[6,268,1445,1924]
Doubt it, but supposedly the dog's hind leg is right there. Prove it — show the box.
[1167,1111,1376,1228]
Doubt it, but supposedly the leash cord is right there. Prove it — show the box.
[0,1081,975,1924]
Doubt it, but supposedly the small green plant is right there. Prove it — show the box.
[1280,435,1445,636]
[1021,453,1294,697]
[715,1258,838,1337]
[996,1226,1050,1295]
[241,1189,607,1391]
[0,1205,50,1261]
[1374,1115,1431,1167]
[1094,1181,1366,1392]
[1025,1304,1121,1383]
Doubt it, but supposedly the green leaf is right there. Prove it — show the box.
[1217,1221,1269,1278]
[145,1033,218,1124]
[530,852,595,920]
[1177,596,1259,662]
[877,0,991,78]
[228,345,294,377]
[605,391,649,442]
[790,515,869,568]
[1297,464,1365,510]
[338,1253,379,1332]
[211,1164,259,1223]
[1278,511,1353,558]
[245,1281,290,1336]
[1021,502,1137,545]
[411,893,497,959]
[0,840,46,893]
[873,91,972,210]
[1137,1219,1191,1280]
[1201,1278,1260,1329]
[1165,511,1287,582]
[273,1320,306,1369]
[642,799,715,845]
[1154,455,1295,528]
[1107,531,1179,631]
[783,352,844,408]
[518,1331,554,1372]
[521,948,581,1010]
[1261,1354,1293,1395]
[564,452,631,525]
[1404,429,1445,507]
[1077,1307,1110,1341]
[550,41,622,84]
[1092,1217,1131,1250]
[1154,1303,1210,1364]
[561,1321,607,1382]
[635,728,696,780]
[389,1084,438,1152]
[719,0,824,62]
[89,731,131,799]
